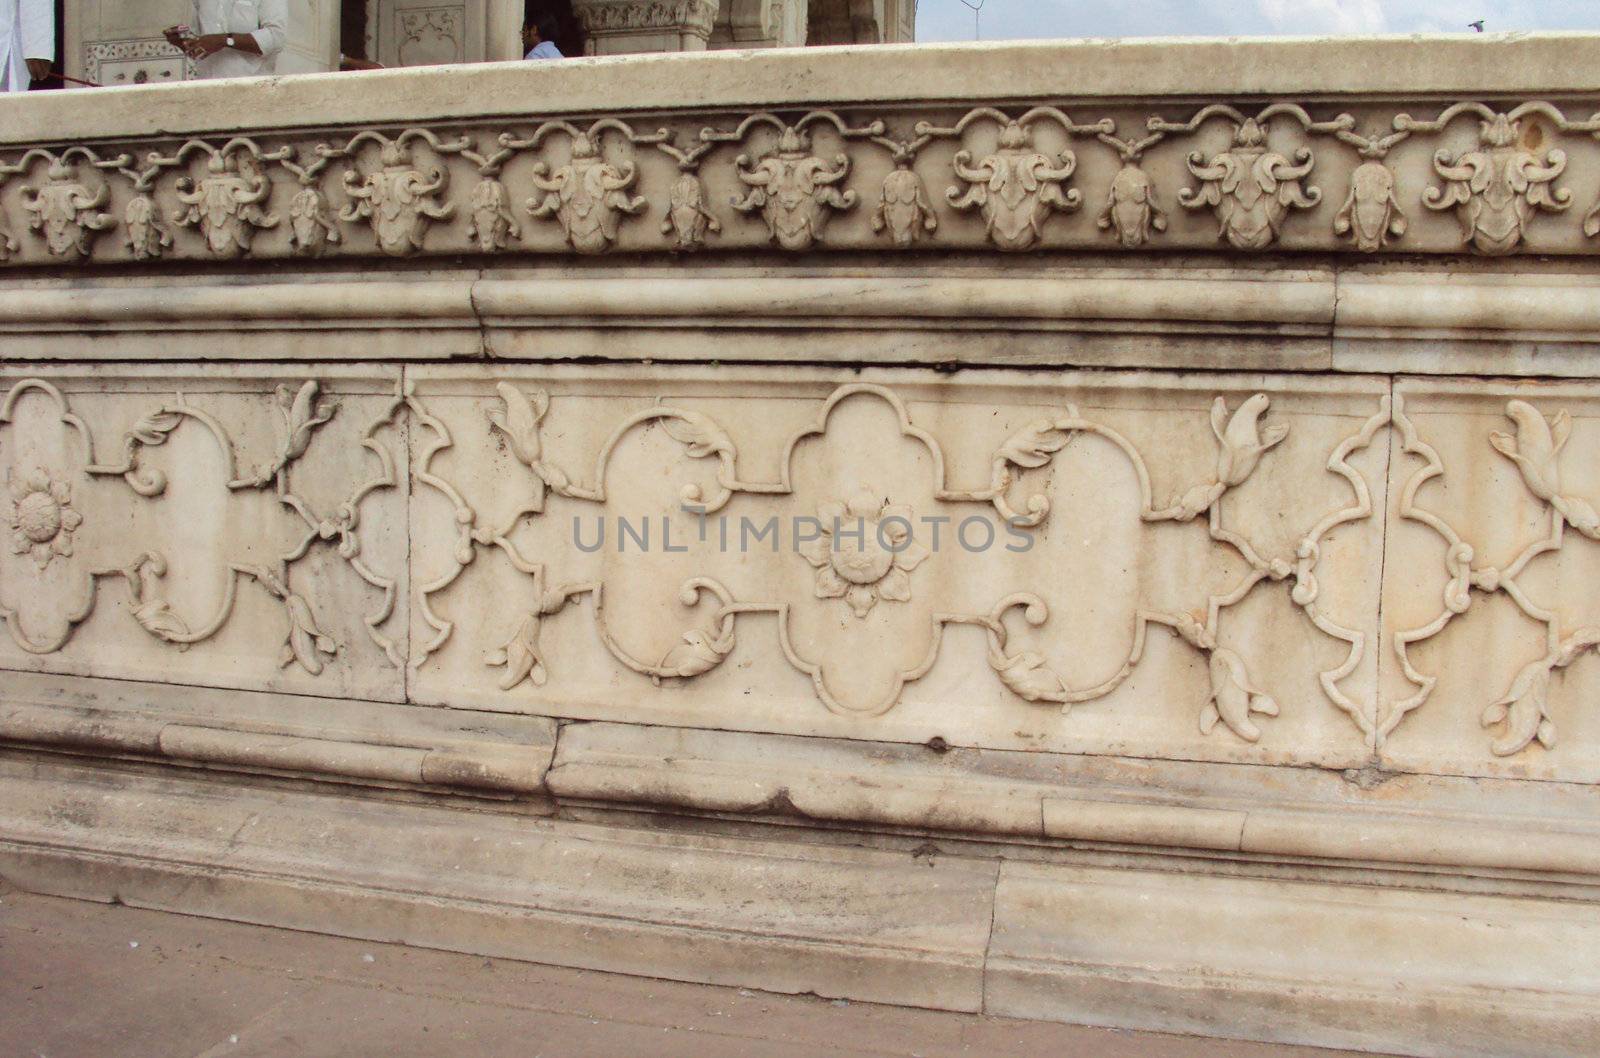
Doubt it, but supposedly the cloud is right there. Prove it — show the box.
[1256,0,1389,34]
[913,0,1598,42]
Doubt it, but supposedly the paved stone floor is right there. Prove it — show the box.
[0,881,1383,1058]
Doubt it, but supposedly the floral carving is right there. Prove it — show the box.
[487,382,569,509]
[172,153,279,257]
[1165,394,1289,522]
[338,134,466,256]
[731,125,857,251]
[1333,160,1406,252]
[466,178,520,252]
[21,159,114,258]
[1201,646,1280,742]
[1098,162,1166,249]
[287,187,340,255]
[526,133,644,255]
[872,159,937,247]
[944,118,1080,252]
[661,171,720,250]
[1422,113,1568,255]
[1177,118,1319,250]
[123,194,173,260]
[799,491,929,618]
[8,470,81,570]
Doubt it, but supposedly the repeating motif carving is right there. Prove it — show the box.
[0,375,402,672]
[20,156,117,258]
[921,108,1102,251]
[708,113,881,251]
[509,121,667,254]
[1409,106,1571,255]
[8,99,1600,263]
[29,367,1600,762]
[1389,397,1600,756]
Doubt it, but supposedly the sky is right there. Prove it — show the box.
[915,0,1600,42]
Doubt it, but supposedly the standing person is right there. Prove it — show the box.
[1,0,54,93]
[164,0,288,80]
[523,15,563,61]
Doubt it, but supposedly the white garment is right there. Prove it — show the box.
[524,40,562,60]
[0,0,54,93]
[191,0,287,79]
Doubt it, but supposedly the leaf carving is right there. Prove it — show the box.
[129,410,184,446]
[660,411,734,460]
[996,418,1071,469]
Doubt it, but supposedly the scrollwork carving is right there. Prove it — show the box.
[706,112,881,251]
[921,108,1107,252]
[1409,108,1570,255]
[328,130,469,256]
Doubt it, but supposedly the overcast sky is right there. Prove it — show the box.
[915,0,1600,42]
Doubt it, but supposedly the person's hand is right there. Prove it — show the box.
[162,25,187,47]
[25,58,50,83]
[184,34,229,60]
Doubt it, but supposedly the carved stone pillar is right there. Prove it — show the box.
[710,0,808,49]
[807,0,915,45]
[571,0,720,55]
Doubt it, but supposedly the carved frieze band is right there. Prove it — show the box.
[5,99,1600,263]
[11,370,1593,764]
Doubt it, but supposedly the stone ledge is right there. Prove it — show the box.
[987,861,1600,1058]
[3,756,1597,1057]
[11,267,1600,374]
[551,722,1600,880]
[0,756,997,1013]
[0,671,555,796]
[8,34,1600,145]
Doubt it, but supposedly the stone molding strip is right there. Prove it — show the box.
[9,675,1600,879]
[7,269,1600,373]
[0,673,554,795]
[548,722,1600,880]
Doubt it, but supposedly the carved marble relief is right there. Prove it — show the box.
[0,370,409,700]
[18,364,1600,776]
[8,98,1600,263]
[1383,386,1600,773]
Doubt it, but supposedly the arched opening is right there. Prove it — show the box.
[523,0,585,58]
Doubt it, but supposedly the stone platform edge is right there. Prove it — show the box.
[6,671,1600,883]
[1,750,1596,1058]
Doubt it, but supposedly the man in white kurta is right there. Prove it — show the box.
[1,0,54,93]
[164,0,288,79]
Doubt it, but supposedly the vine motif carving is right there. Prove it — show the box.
[401,377,1385,737]
[1389,397,1600,756]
